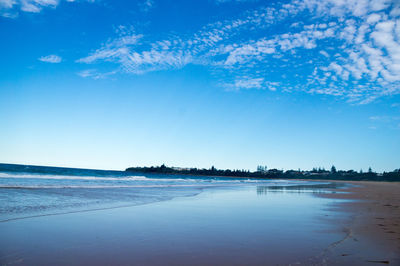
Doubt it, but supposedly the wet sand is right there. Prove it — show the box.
[0,185,346,265]
[0,181,399,265]
[318,181,400,265]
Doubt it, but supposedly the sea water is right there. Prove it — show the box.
[0,164,352,265]
[0,163,336,222]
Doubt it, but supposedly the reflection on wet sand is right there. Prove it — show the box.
[257,182,346,195]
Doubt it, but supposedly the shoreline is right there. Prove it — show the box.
[1,178,399,265]
[128,171,400,182]
[318,181,400,265]
[0,181,356,265]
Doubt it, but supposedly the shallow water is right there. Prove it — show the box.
[0,164,349,265]
[1,186,347,265]
[0,164,334,222]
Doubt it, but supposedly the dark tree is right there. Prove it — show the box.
[331,165,337,173]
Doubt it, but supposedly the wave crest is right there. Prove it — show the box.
[0,172,148,181]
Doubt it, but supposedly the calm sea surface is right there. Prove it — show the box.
[0,163,339,222]
[0,164,349,265]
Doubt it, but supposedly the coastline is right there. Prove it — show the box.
[318,181,400,265]
[125,164,400,182]
[0,182,344,265]
[1,177,400,265]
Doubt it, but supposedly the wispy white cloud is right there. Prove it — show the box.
[77,26,143,64]
[292,0,400,103]
[0,0,15,8]
[77,69,116,79]
[319,50,329,57]
[77,0,400,104]
[226,77,264,90]
[139,0,154,12]
[77,26,194,74]
[223,78,279,91]
[21,0,58,13]
[0,0,93,17]
[369,115,400,122]
[369,115,400,129]
[0,0,17,17]
[77,2,298,76]
[38,54,62,63]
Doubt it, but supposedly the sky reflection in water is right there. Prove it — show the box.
[0,177,348,265]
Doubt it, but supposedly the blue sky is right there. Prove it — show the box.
[0,0,399,172]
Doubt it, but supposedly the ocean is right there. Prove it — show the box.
[0,163,333,222]
[1,163,361,265]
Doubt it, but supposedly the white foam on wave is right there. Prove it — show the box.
[0,172,304,186]
[0,184,217,189]
[0,172,237,183]
[0,172,148,181]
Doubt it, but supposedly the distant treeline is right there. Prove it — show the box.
[126,165,400,181]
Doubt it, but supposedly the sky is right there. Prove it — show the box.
[0,0,399,172]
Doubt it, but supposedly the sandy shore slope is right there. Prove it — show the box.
[320,181,400,265]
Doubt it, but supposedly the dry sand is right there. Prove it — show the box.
[319,181,400,265]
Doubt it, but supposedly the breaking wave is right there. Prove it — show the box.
[0,172,148,181]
